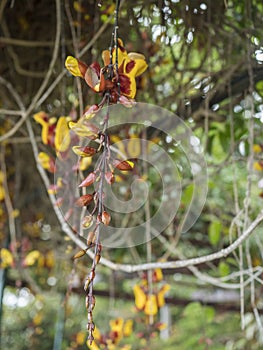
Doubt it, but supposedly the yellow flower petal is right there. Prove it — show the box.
[111,135,126,158]
[0,185,5,201]
[126,160,134,169]
[87,340,100,350]
[157,323,167,331]
[102,50,110,66]
[0,171,4,183]
[37,152,50,168]
[24,250,41,266]
[110,318,124,333]
[68,120,98,138]
[41,125,49,144]
[0,248,14,268]
[57,177,63,187]
[123,319,133,337]
[114,174,124,182]
[33,312,43,326]
[37,254,45,268]
[112,39,128,67]
[12,209,20,218]
[253,144,262,153]
[37,152,54,171]
[154,268,163,282]
[33,111,48,126]
[127,54,148,77]
[79,157,92,171]
[133,284,147,310]
[33,112,50,144]
[55,117,71,153]
[254,162,263,171]
[65,56,82,77]
[76,331,86,345]
[93,326,101,340]
[45,250,55,269]
[128,52,146,61]
[86,327,101,349]
[127,135,141,158]
[49,117,57,125]
[144,294,158,316]
[157,284,171,308]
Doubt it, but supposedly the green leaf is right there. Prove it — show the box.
[219,261,230,277]
[181,184,194,206]
[204,306,215,323]
[211,134,227,163]
[183,302,201,318]
[256,80,263,97]
[208,220,222,246]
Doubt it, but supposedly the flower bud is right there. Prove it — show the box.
[82,215,93,229]
[101,211,111,225]
[75,194,94,207]
[79,172,96,187]
[86,231,96,246]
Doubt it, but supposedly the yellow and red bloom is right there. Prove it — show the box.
[133,268,170,317]
[54,116,71,154]
[65,39,148,101]
[86,318,133,350]
[33,111,56,146]
[34,113,73,162]
[37,152,56,173]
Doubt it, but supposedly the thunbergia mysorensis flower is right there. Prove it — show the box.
[133,268,170,317]
[65,39,148,102]
[34,2,149,345]
[33,112,71,156]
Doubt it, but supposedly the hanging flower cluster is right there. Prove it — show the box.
[86,317,133,350]
[69,119,137,344]
[33,111,93,172]
[65,39,148,102]
[33,112,72,172]
[64,39,148,345]
[133,268,170,317]
[34,23,148,344]
[33,111,93,220]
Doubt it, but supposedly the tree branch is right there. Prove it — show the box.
[26,118,263,275]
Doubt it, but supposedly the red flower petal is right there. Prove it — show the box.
[85,66,100,90]
[101,211,111,225]
[90,62,101,76]
[112,159,134,171]
[119,74,132,96]
[125,60,136,74]
[75,194,94,206]
[79,172,96,187]
[76,59,89,77]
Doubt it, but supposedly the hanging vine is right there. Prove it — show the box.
[63,0,148,343]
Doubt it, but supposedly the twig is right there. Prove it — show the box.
[156,231,263,289]
[0,36,65,47]
[26,106,263,274]
[0,109,24,116]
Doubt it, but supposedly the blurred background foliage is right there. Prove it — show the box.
[1,0,263,349]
